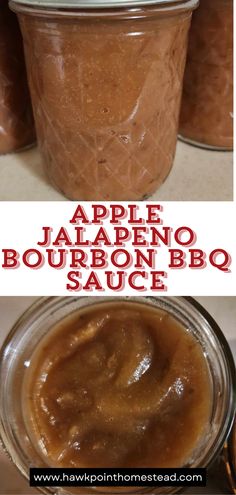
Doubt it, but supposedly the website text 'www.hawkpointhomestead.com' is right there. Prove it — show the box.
[30,468,206,487]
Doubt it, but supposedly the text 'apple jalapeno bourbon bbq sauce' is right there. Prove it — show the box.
[10,0,198,200]
[23,302,212,469]
[0,1,35,154]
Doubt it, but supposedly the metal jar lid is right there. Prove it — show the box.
[224,417,236,494]
[10,0,198,9]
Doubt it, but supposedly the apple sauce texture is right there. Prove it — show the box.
[12,1,197,200]
[179,0,233,150]
[0,1,35,154]
[23,302,212,469]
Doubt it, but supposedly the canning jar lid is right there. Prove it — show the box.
[10,0,197,9]
[224,417,236,494]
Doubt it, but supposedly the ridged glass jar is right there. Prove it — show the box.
[10,0,198,200]
[179,0,233,151]
[0,1,35,155]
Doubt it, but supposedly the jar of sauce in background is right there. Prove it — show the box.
[0,1,35,155]
[10,0,198,200]
[179,0,233,150]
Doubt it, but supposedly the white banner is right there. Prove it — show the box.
[0,201,234,296]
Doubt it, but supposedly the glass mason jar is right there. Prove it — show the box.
[0,296,235,495]
[0,1,35,155]
[179,0,233,151]
[10,0,198,201]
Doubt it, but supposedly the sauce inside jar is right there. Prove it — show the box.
[179,0,233,150]
[0,1,35,154]
[12,4,195,200]
[23,302,212,468]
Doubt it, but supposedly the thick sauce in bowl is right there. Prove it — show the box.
[23,302,212,468]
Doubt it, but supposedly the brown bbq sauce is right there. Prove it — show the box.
[179,0,233,149]
[0,2,35,154]
[23,302,212,468]
[16,9,192,200]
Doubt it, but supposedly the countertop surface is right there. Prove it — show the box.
[0,296,235,495]
[0,142,233,201]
